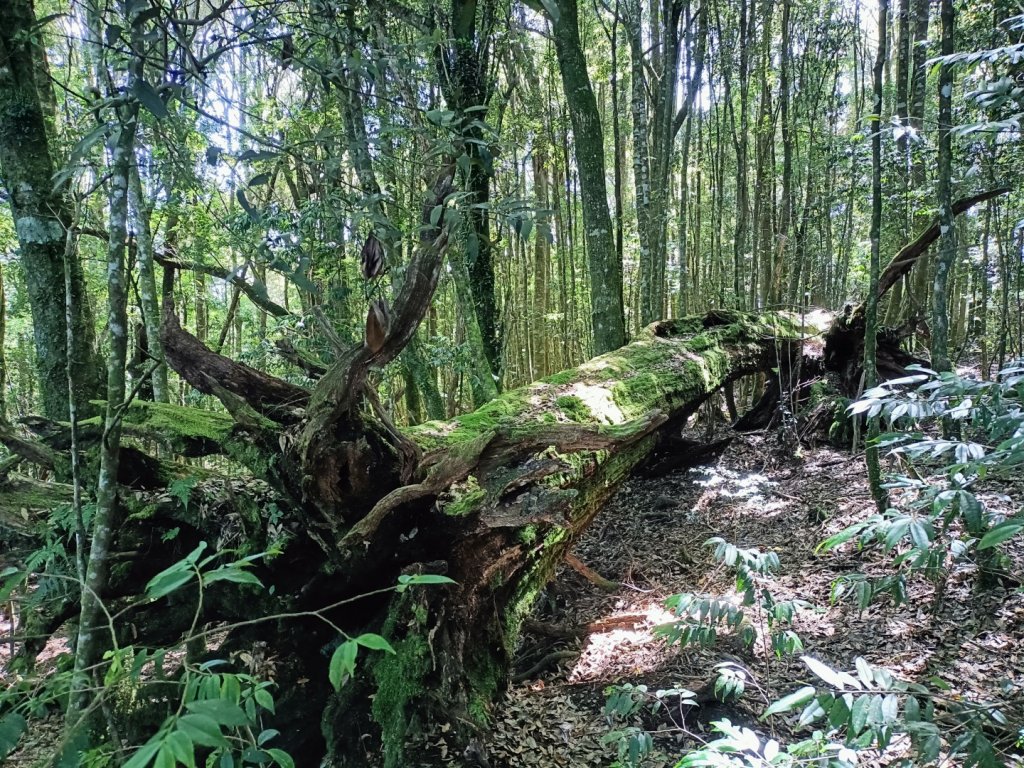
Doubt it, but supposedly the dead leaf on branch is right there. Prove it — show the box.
[364,297,391,353]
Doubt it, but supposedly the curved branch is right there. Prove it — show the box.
[160,287,310,423]
[155,255,291,317]
[876,187,1011,300]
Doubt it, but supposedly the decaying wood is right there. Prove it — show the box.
[144,304,814,764]
[295,164,456,520]
[0,420,57,470]
[160,296,310,423]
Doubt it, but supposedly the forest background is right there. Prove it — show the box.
[1,0,1023,763]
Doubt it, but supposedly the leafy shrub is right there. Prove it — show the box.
[827,362,1024,593]
[655,538,807,657]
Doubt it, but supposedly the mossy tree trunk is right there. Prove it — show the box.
[0,0,103,419]
[545,0,627,354]
[4,308,823,767]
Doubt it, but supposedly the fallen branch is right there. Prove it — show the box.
[564,553,619,592]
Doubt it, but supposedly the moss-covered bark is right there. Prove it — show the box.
[7,310,813,765]
[0,0,103,419]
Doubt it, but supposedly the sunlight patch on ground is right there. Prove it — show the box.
[690,467,788,515]
[567,602,677,682]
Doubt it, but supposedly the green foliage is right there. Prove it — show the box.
[119,661,290,768]
[763,656,1015,768]
[831,362,1024,593]
[675,718,855,768]
[602,684,693,768]
[655,538,807,657]
[2,529,456,766]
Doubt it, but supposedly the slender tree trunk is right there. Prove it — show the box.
[894,0,912,241]
[980,199,993,379]
[626,0,654,324]
[69,99,138,726]
[776,0,795,307]
[0,263,6,420]
[931,0,955,372]
[906,0,931,322]
[865,0,888,511]
[533,148,551,376]
[442,0,502,383]
[609,1,625,267]
[128,162,169,402]
[549,0,626,353]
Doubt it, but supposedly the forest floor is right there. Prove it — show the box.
[484,430,1024,767]
[4,428,1024,767]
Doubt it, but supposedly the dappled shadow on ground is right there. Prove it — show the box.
[486,433,1024,767]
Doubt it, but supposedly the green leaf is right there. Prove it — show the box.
[236,189,263,223]
[883,519,911,551]
[817,523,865,552]
[203,568,264,587]
[258,729,280,746]
[801,656,844,688]
[165,730,196,768]
[829,695,851,729]
[400,574,456,587]
[123,739,162,768]
[154,745,176,768]
[979,518,1024,549]
[266,748,295,768]
[132,79,169,119]
[850,694,871,734]
[855,657,874,688]
[254,688,276,714]
[329,640,358,691]
[355,633,396,654]
[185,698,250,727]
[0,714,27,759]
[168,476,199,510]
[761,686,816,718]
[176,714,230,748]
[238,149,278,162]
[145,567,195,600]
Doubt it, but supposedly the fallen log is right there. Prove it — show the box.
[0,310,829,765]
[821,187,1011,395]
[149,310,821,765]
[875,187,1011,300]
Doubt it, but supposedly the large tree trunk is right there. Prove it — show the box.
[0,0,103,419]
[548,0,627,354]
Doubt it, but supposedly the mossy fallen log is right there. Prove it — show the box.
[4,311,819,766]
[319,311,815,766]
[0,474,73,534]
